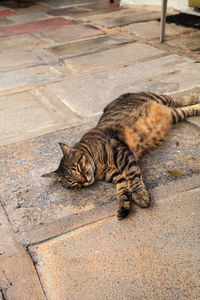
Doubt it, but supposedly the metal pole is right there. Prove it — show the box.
[160,0,168,42]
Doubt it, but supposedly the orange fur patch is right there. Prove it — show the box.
[123,103,171,160]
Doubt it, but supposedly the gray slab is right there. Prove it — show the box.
[40,24,103,43]
[0,49,43,71]
[0,89,80,145]
[39,0,102,9]
[0,65,64,93]
[6,12,49,25]
[120,20,193,40]
[0,34,50,51]
[46,7,91,16]
[30,187,200,300]
[64,43,164,73]
[167,31,200,54]
[47,55,200,117]
[48,34,136,58]
[0,120,199,233]
[84,10,161,28]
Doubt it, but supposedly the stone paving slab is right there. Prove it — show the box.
[48,34,136,58]
[40,23,103,44]
[46,6,91,17]
[29,187,200,300]
[83,9,161,28]
[0,65,64,93]
[0,205,45,300]
[5,11,50,25]
[0,118,199,234]
[47,55,200,117]
[120,20,193,40]
[0,88,81,146]
[64,43,164,74]
[0,17,76,37]
[0,48,43,71]
[39,0,102,9]
[0,34,50,51]
[166,31,200,54]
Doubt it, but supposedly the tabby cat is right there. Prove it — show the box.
[42,92,200,219]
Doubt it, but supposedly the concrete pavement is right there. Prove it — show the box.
[0,1,199,299]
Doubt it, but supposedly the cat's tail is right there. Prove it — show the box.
[171,104,200,124]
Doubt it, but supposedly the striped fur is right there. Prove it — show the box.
[43,92,200,219]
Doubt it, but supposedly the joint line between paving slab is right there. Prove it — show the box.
[0,202,16,234]
[26,247,48,300]
[28,215,115,247]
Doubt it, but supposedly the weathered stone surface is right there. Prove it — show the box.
[0,65,64,93]
[40,24,103,43]
[47,55,200,117]
[0,120,199,233]
[0,205,45,300]
[167,31,200,54]
[46,6,90,16]
[39,0,102,9]
[0,48,43,71]
[0,89,81,145]
[48,34,136,58]
[29,187,200,300]
[6,12,49,25]
[120,20,193,40]
[0,34,50,51]
[83,10,161,28]
[64,43,164,73]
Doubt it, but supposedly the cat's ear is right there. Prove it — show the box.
[59,142,74,155]
[41,171,59,180]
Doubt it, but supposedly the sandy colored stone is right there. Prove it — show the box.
[48,34,136,58]
[29,187,200,300]
[0,206,45,300]
[120,20,193,40]
[0,65,64,93]
[47,55,200,117]
[64,43,164,73]
[40,24,103,43]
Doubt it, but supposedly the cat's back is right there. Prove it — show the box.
[97,92,156,128]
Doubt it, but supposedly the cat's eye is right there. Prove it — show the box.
[71,167,77,171]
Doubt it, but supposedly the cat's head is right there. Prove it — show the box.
[42,143,95,189]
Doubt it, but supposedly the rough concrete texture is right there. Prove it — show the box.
[84,10,161,28]
[0,89,81,146]
[64,43,164,73]
[30,187,200,300]
[47,55,200,117]
[0,34,50,51]
[48,34,136,58]
[40,23,103,43]
[120,20,193,40]
[166,30,200,53]
[0,65,64,93]
[0,205,45,300]
[0,121,199,234]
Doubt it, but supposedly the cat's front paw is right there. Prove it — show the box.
[132,190,151,208]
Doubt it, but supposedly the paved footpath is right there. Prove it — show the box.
[0,1,200,299]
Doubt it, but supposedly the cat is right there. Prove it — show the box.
[42,92,200,219]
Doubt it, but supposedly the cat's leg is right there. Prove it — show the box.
[157,93,199,107]
[114,144,151,209]
[170,103,200,123]
[103,167,131,219]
